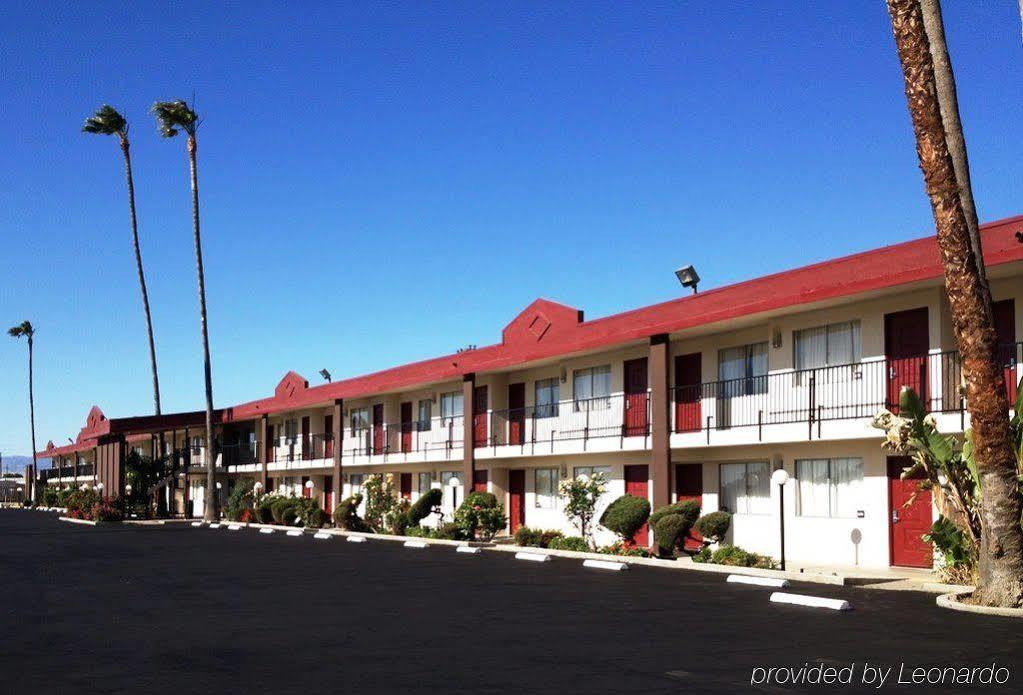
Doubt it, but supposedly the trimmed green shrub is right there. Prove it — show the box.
[333,494,369,532]
[652,514,688,557]
[513,526,564,548]
[255,497,275,524]
[548,536,589,552]
[67,488,102,518]
[597,541,650,557]
[431,522,465,540]
[92,500,124,522]
[454,491,506,541]
[280,506,299,526]
[649,500,700,528]
[42,488,59,507]
[270,498,292,524]
[409,487,442,525]
[225,478,256,521]
[693,544,775,569]
[693,511,732,543]
[404,525,431,538]
[599,494,650,543]
[305,507,329,529]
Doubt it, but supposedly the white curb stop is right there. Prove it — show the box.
[286,529,303,537]
[404,540,428,548]
[259,528,275,535]
[770,592,852,611]
[456,546,481,554]
[227,524,241,531]
[583,559,628,571]
[347,536,366,543]
[515,552,551,563]
[208,523,221,529]
[313,532,331,540]
[727,574,789,588]
[190,521,203,527]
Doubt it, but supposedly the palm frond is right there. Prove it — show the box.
[8,320,33,338]
[82,105,127,136]
[150,100,199,138]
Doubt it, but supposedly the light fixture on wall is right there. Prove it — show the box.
[675,265,700,294]
[772,327,783,349]
[305,480,314,489]
[559,366,567,384]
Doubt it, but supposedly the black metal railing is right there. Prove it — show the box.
[487,392,649,451]
[341,419,463,459]
[671,344,1021,438]
[221,441,261,467]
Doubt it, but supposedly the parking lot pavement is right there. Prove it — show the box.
[2,510,1021,694]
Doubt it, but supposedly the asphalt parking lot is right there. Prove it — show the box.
[2,510,1021,694]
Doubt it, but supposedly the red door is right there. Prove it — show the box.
[472,469,488,493]
[372,404,384,455]
[400,472,412,500]
[624,464,649,546]
[324,475,334,512]
[885,308,930,411]
[301,417,311,460]
[888,456,933,568]
[994,299,1018,405]
[508,383,525,446]
[265,424,275,464]
[674,353,702,432]
[509,470,526,533]
[674,464,704,550]
[473,386,488,447]
[623,358,649,437]
[400,402,413,453]
[324,415,334,459]
[301,475,311,498]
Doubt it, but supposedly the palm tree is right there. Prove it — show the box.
[8,321,37,502]
[82,105,163,417]
[887,0,1023,607]
[151,99,218,521]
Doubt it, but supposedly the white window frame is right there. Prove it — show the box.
[793,320,862,372]
[573,365,612,412]
[534,378,560,419]
[440,392,463,425]
[796,457,864,518]
[718,461,771,516]
[534,468,559,509]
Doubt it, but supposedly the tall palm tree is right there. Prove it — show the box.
[151,99,218,521]
[8,321,37,502]
[82,105,163,417]
[887,0,1023,607]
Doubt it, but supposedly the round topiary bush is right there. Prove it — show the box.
[454,490,506,541]
[280,506,299,526]
[599,494,651,543]
[694,511,732,543]
[649,500,700,528]
[652,513,689,557]
[305,507,329,529]
[333,494,367,531]
[270,498,293,524]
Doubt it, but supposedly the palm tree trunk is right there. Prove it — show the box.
[120,136,162,417]
[28,335,37,504]
[888,0,1023,607]
[187,134,219,522]
[919,0,991,321]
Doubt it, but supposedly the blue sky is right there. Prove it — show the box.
[1,1,1021,460]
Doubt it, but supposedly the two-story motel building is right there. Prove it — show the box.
[33,216,1023,570]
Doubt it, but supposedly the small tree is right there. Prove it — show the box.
[453,491,506,541]
[558,471,607,548]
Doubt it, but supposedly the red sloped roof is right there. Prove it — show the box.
[228,215,1023,418]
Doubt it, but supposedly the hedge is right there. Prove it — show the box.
[599,495,650,542]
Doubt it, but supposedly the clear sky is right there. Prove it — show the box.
[1,1,1021,460]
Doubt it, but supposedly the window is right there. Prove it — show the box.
[417,472,433,495]
[535,378,560,419]
[440,392,463,423]
[719,462,771,515]
[717,343,768,397]
[349,407,369,435]
[573,365,612,411]
[284,419,298,444]
[797,458,863,518]
[794,321,861,372]
[534,468,559,508]
[417,399,432,431]
[349,473,364,495]
[573,465,611,481]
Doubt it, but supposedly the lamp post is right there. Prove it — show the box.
[448,476,460,516]
[771,468,789,572]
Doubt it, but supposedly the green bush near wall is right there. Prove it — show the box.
[599,494,650,543]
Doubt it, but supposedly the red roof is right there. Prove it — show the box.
[39,213,1023,444]
[229,214,1023,418]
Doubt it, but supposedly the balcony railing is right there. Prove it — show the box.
[486,392,650,451]
[672,344,1021,439]
[40,463,95,481]
[343,418,464,459]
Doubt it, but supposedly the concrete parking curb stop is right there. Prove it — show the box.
[727,574,789,588]
[770,592,852,611]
